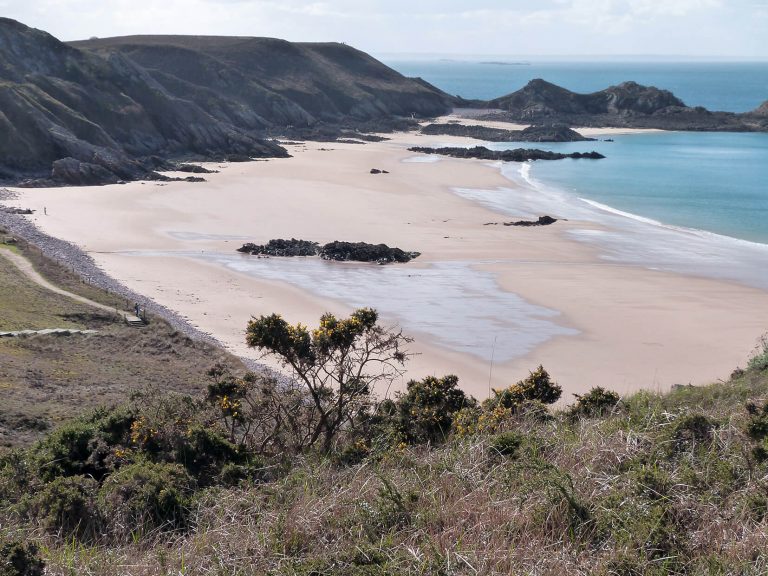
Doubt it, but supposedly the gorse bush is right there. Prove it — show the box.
[31,408,134,482]
[246,308,412,452]
[0,538,44,576]
[748,335,768,371]
[568,386,621,418]
[489,431,523,457]
[394,374,475,444]
[98,462,194,535]
[489,365,562,410]
[30,475,100,539]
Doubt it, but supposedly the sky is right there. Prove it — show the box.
[1,0,767,59]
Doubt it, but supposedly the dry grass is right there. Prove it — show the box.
[9,366,768,575]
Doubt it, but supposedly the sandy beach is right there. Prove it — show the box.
[7,124,768,400]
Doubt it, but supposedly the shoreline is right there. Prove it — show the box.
[3,128,768,399]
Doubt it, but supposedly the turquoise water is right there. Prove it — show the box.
[490,131,768,245]
[387,59,768,262]
[383,60,768,113]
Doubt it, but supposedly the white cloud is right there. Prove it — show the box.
[0,0,763,57]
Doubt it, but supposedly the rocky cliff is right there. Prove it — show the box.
[0,19,454,185]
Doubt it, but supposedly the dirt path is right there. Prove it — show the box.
[0,247,123,316]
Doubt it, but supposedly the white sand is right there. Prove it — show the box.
[7,126,768,399]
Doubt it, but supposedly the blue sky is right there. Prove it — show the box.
[2,0,767,58]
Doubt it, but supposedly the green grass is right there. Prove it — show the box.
[0,248,91,331]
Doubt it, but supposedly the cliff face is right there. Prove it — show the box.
[486,79,768,131]
[0,19,454,185]
[70,36,454,126]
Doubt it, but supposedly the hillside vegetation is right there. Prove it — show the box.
[1,299,767,575]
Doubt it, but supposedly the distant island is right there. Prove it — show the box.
[483,79,768,131]
[479,61,531,66]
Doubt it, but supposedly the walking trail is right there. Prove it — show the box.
[0,247,142,323]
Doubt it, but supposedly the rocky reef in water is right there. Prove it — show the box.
[408,146,605,161]
[420,123,594,142]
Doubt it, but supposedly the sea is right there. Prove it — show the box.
[383,59,768,291]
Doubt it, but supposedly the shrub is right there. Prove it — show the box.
[747,335,768,372]
[491,365,562,410]
[489,431,523,457]
[569,387,621,418]
[0,538,45,576]
[98,462,194,535]
[246,308,412,452]
[746,401,768,440]
[669,414,714,454]
[172,425,242,482]
[31,407,134,481]
[30,475,100,539]
[745,401,768,461]
[394,374,475,444]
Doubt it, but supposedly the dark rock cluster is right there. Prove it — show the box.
[237,238,420,264]
[176,164,217,174]
[408,146,604,162]
[505,216,558,227]
[420,123,593,142]
[237,238,320,257]
[320,241,419,263]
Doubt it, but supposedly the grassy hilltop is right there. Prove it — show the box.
[1,234,768,575]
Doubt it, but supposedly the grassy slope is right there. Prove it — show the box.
[0,239,245,447]
[0,364,763,575]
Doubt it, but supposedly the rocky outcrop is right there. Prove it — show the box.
[237,239,320,257]
[408,146,605,162]
[320,241,419,263]
[506,215,558,227]
[237,238,420,264]
[420,123,593,142]
[485,215,559,227]
[176,164,216,174]
[748,100,768,117]
[49,158,121,186]
[482,79,768,132]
